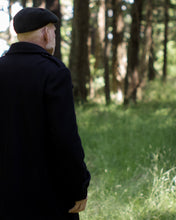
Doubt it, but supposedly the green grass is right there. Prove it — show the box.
[76,77,176,219]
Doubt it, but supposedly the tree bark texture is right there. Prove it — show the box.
[8,0,13,40]
[69,0,90,103]
[111,0,125,94]
[94,0,105,69]
[124,0,143,105]
[33,0,45,7]
[21,0,27,8]
[104,0,111,104]
[138,0,153,89]
[148,40,156,81]
[162,0,169,82]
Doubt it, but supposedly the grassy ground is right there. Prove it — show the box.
[76,78,176,220]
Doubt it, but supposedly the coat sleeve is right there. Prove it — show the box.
[45,65,90,202]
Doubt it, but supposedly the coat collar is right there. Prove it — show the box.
[6,42,51,56]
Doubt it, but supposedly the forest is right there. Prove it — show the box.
[1,0,176,219]
[1,0,175,105]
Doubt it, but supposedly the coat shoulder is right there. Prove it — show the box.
[40,54,71,81]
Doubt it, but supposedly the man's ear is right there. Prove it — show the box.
[42,27,49,43]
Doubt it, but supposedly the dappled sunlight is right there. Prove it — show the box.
[1,0,176,218]
[77,79,176,219]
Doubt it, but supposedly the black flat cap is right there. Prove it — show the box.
[13,7,58,34]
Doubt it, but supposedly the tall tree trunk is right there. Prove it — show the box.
[89,0,105,99]
[69,0,90,103]
[112,0,124,92]
[104,0,110,104]
[111,0,125,102]
[148,39,156,81]
[162,0,169,82]
[46,0,62,60]
[21,0,27,8]
[124,0,143,105]
[8,0,13,40]
[138,0,153,89]
[33,0,45,7]
[94,0,105,69]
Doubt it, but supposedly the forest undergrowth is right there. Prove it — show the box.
[77,77,176,220]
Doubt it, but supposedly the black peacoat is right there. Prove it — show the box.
[0,42,90,220]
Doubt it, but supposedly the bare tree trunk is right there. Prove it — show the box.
[46,0,62,60]
[148,39,156,81]
[94,0,105,69]
[111,0,124,90]
[69,0,90,103]
[21,0,27,8]
[162,0,169,82]
[104,0,110,105]
[124,0,143,105]
[111,0,126,103]
[138,0,153,89]
[8,0,13,40]
[33,0,45,7]
[88,0,105,99]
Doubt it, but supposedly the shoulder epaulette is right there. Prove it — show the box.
[41,53,65,69]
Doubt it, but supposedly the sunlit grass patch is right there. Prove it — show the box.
[138,168,176,220]
[77,78,176,219]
